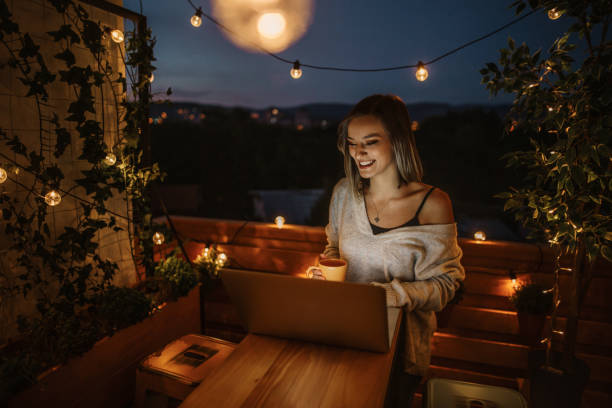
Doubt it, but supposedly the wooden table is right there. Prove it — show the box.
[179,308,402,408]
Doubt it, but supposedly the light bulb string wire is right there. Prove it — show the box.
[186,1,540,72]
[0,151,131,221]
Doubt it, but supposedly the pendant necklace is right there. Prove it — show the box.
[369,193,391,223]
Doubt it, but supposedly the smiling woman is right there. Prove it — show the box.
[307,94,465,406]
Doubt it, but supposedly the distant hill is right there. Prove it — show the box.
[150,101,511,124]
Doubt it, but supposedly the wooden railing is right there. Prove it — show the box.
[160,216,612,408]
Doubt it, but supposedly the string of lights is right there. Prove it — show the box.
[185,1,551,81]
[0,25,137,218]
[0,151,131,221]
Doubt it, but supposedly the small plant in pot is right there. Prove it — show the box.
[510,282,553,346]
[154,254,199,302]
[435,280,464,329]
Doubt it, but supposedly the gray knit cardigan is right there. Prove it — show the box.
[323,178,466,375]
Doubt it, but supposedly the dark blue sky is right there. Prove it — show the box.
[124,0,576,109]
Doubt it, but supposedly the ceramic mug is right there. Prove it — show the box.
[306,258,347,282]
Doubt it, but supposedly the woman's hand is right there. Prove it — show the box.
[307,253,328,280]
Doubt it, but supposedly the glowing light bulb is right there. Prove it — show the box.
[415,61,428,82]
[275,216,285,228]
[44,190,61,206]
[0,167,7,183]
[216,252,227,266]
[110,29,124,43]
[149,73,154,83]
[104,153,116,166]
[548,8,562,20]
[474,230,486,241]
[548,106,554,112]
[271,108,279,115]
[290,60,302,79]
[11,166,20,175]
[152,232,165,245]
[509,271,518,288]
[191,8,203,27]
[257,12,287,39]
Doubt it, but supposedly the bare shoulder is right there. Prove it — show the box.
[419,187,455,225]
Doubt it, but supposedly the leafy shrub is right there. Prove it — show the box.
[93,286,153,333]
[155,255,198,300]
[510,282,553,315]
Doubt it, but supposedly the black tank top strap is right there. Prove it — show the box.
[413,187,436,220]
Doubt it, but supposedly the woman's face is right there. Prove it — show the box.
[346,115,395,180]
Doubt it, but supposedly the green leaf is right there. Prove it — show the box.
[54,128,71,158]
[54,49,75,67]
[602,246,612,263]
[504,199,520,211]
[589,195,601,204]
[604,232,612,242]
[508,36,515,50]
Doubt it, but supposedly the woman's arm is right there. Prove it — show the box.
[322,180,346,259]
[376,255,464,311]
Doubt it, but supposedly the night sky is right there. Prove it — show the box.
[123,0,576,109]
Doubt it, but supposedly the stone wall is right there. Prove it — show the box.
[0,0,136,341]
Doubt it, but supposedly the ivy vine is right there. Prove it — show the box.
[0,0,180,399]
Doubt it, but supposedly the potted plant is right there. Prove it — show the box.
[435,280,464,329]
[480,1,610,406]
[510,282,552,346]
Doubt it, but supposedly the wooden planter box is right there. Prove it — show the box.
[9,284,202,408]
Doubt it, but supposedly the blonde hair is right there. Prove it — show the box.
[337,94,424,196]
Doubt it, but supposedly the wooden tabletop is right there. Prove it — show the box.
[179,308,403,408]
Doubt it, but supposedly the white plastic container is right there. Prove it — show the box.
[426,378,528,408]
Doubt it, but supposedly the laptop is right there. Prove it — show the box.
[220,268,399,353]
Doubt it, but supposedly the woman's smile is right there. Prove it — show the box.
[358,159,376,170]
